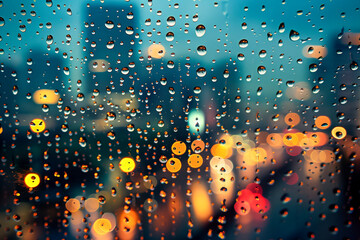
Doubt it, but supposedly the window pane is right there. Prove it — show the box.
[0,0,359,239]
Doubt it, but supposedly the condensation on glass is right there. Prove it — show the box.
[0,0,359,239]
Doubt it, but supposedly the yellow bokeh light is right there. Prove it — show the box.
[219,134,234,147]
[211,144,233,159]
[191,182,213,223]
[230,135,243,148]
[33,89,59,104]
[29,118,46,133]
[307,132,329,146]
[210,169,235,205]
[191,139,205,153]
[243,147,268,165]
[283,133,299,147]
[102,213,117,232]
[148,43,165,59]
[331,126,347,140]
[304,149,335,163]
[209,156,234,174]
[119,157,136,173]
[24,173,40,188]
[93,218,112,235]
[299,137,315,150]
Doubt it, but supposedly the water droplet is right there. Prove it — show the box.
[106,41,115,49]
[307,47,314,54]
[166,32,174,41]
[257,66,266,75]
[105,20,114,29]
[237,53,245,61]
[79,137,87,147]
[46,35,53,45]
[278,22,285,33]
[98,195,106,204]
[127,124,135,132]
[12,85,19,95]
[309,63,318,72]
[195,24,206,37]
[193,86,201,94]
[196,67,206,77]
[259,50,267,58]
[197,45,207,56]
[312,85,320,94]
[106,112,116,121]
[339,96,347,104]
[289,30,300,41]
[0,17,5,27]
[125,26,134,35]
[45,0,53,7]
[42,104,49,112]
[167,16,176,26]
[350,61,358,71]
[239,39,248,48]
[286,81,295,87]
[77,93,84,101]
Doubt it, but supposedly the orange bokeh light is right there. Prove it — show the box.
[315,116,331,130]
[211,143,233,159]
[284,113,300,126]
[266,133,283,148]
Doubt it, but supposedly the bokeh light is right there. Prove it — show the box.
[0,1,358,239]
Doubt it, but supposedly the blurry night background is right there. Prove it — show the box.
[0,0,360,239]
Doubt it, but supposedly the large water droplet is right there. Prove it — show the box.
[45,0,53,7]
[309,63,318,72]
[239,39,248,48]
[350,61,358,71]
[166,32,174,41]
[196,67,206,77]
[289,30,300,41]
[46,35,53,45]
[167,16,176,26]
[195,24,206,37]
[259,50,267,58]
[106,41,115,49]
[105,20,114,29]
[257,66,266,75]
[0,17,5,27]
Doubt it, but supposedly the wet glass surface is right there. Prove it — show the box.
[0,0,360,239]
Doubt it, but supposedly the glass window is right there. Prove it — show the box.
[0,0,359,239]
